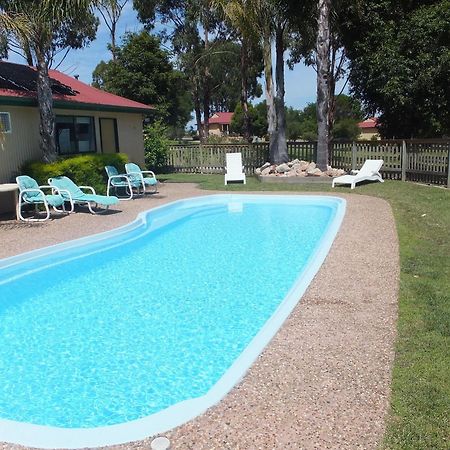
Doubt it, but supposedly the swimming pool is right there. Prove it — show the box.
[0,194,345,448]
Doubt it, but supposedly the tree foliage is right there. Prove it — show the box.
[92,31,192,133]
[230,101,268,138]
[343,0,450,138]
[296,95,363,141]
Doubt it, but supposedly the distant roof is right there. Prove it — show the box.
[208,112,234,125]
[358,118,378,129]
[0,61,153,113]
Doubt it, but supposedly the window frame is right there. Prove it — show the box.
[0,112,12,133]
[55,115,97,156]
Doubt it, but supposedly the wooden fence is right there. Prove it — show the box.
[166,140,450,187]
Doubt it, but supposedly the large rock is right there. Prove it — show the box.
[307,167,323,176]
[261,166,272,176]
[260,162,271,170]
[276,163,290,173]
[299,160,309,171]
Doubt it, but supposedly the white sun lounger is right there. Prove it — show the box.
[225,152,246,185]
[332,159,384,189]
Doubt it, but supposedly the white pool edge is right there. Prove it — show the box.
[0,194,346,449]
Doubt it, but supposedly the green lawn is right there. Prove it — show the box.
[160,173,450,449]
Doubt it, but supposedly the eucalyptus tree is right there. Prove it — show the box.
[0,0,98,161]
[97,0,128,60]
[134,0,229,140]
[216,0,291,164]
[315,0,331,171]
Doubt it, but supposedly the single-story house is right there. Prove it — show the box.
[205,112,234,136]
[357,118,380,140]
[0,61,153,184]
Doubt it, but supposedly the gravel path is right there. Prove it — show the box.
[0,183,399,450]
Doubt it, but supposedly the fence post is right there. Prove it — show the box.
[447,142,450,188]
[351,142,357,171]
[401,140,407,182]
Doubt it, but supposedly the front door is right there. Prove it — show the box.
[100,118,119,154]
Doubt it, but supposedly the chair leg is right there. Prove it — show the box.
[86,201,110,214]
[17,194,49,222]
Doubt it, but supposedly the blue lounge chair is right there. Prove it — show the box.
[125,163,158,194]
[105,165,143,200]
[16,175,65,222]
[48,176,119,214]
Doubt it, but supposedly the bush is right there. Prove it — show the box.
[144,121,171,171]
[22,153,129,195]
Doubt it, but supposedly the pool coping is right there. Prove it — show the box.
[0,194,346,449]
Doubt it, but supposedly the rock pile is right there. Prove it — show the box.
[255,159,346,178]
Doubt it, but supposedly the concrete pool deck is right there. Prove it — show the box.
[0,182,399,450]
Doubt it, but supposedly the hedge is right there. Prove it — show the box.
[22,153,129,195]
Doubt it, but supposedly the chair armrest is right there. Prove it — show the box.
[20,188,44,196]
[49,187,72,199]
[108,174,129,182]
[38,185,57,192]
[126,171,145,183]
[141,170,156,178]
[78,185,96,195]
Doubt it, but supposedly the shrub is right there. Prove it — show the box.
[144,121,171,171]
[22,153,129,195]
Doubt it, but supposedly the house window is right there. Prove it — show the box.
[0,112,12,133]
[55,115,96,155]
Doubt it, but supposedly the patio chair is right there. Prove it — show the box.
[332,159,384,189]
[125,163,158,194]
[225,152,246,185]
[105,165,142,200]
[16,175,66,222]
[48,176,119,214]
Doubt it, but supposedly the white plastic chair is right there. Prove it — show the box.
[332,159,384,189]
[224,152,246,185]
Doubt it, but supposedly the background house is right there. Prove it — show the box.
[357,118,380,140]
[205,112,234,136]
[0,61,152,183]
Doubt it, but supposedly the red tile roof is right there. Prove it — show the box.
[358,118,378,129]
[208,112,234,125]
[0,61,153,113]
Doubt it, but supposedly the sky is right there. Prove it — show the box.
[7,3,347,120]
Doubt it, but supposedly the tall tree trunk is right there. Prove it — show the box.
[24,41,34,66]
[201,9,211,140]
[273,24,288,164]
[240,38,251,141]
[202,89,210,141]
[193,84,203,140]
[327,44,337,160]
[262,33,277,163]
[110,20,117,60]
[36,54,57,162]
[316,0,331,171]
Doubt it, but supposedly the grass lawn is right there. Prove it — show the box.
[160,173,450,450]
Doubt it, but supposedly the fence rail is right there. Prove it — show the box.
[166,140,450,187]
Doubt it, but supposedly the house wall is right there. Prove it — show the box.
[358,128,380,141]
[209,124,222,136]
[0,105,145,184]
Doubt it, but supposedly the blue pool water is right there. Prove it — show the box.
[0,194,345,447]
